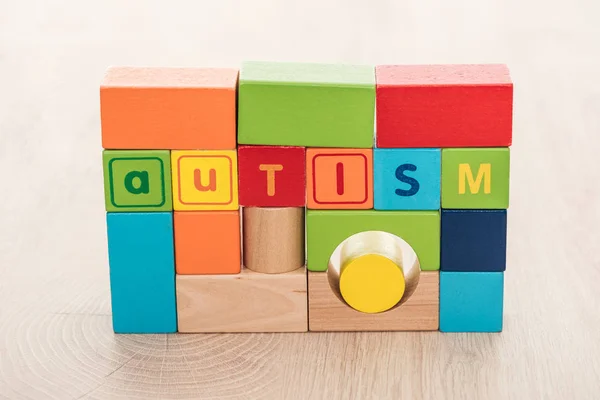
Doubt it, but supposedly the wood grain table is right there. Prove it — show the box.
[1,0,599,398]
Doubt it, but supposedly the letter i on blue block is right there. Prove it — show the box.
[373,149,441,210]
[106,212,177,333]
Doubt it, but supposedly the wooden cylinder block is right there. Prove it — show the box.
[243,207,305,274]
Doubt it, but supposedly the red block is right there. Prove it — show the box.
[376,64,513,148]
[238,146,306,207]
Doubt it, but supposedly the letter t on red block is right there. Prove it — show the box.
[238,146,306,207]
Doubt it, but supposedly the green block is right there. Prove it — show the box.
[441,148,510,209]
[306,210,440,272]
[103,150,172,212]
[237,61,375,148]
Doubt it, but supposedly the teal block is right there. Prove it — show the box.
[237,61,375,148]
[373,148,441,210]
[106,212,177,333]
[440,272,504,332]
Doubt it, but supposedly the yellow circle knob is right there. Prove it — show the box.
[339,254,406,314]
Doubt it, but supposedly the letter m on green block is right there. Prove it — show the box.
[442,148,510,209]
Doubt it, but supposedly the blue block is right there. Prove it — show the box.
[440,272,504,332]
[106,212,177,333]
[441,209,507,272]
[374,148,441,210]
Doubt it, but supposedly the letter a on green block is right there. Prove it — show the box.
[103,150,172,212]
[124,171,150,194]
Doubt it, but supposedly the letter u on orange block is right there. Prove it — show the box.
[306,148,373,209]
[171,150,239,211]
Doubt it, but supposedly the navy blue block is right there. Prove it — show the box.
[441,209,507,272]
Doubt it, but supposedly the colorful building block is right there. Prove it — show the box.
[440,272,504,332]
[441,210,507,272]
[101,67,238,150]
[173,211,241,275]
[309,271,439,331]
[106,212,177,333]
[441,148,510,209]
[306,210,440,272]
[176,267,308,332]
[373,148,441,210]
[238,146,305,207]
[103,150,172,212]
[376,64,513,148]
[306,148,373,209]
[171,150,239,211]
[237,61,375,148]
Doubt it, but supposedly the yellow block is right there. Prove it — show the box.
[172,150,239,211]
[339,254,405,314]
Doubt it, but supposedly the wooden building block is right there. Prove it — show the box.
[174,211,241,275]
[440,271,504,332]
[237,61,375,148]
[171,150,239,211]
[243,207,304,274]
[106,212,177,333]
[308,271,439,331]
[176,267,308,333]
[102,150,172,212]
[441,210,507,272]
[373,148,441,210]
[306,148,373,209]
[441,148,510,209]
[238,146,306,207]
[376,64,513,148]
[306,210,440,272]
[100,67,238,150]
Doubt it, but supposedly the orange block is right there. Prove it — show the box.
[101,67,238,150]
[173,211,241,274]
[306,148,373,209]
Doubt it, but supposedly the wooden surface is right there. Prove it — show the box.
[309,271,439,331]
[243,207,305,273]
[176,268,307,333]
[1,0,600,398]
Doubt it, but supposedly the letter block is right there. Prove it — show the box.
[373,148,441,210]
[103,150,172,212]
[171,150,239,211]
[238,146,306,207]
[441,148,510,209]
[306,148,373,209]
[376,64,513,148]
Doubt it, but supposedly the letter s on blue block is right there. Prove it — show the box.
[395,164,420,197]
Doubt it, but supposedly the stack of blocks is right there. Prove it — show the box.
[101,61,512,334]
